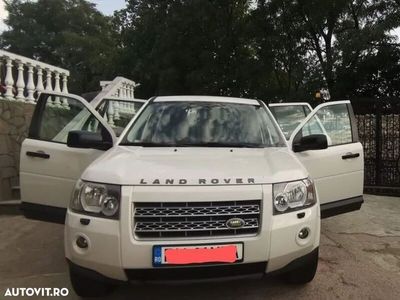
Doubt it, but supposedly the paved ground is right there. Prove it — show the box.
[0,194,399,299]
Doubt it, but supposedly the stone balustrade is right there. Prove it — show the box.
[99,77,137,100]
[94,77,141,127]
[0,49,70,104]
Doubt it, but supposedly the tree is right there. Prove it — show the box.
[114,0,259,99]
[1,0,118,93]
[251,0,319,101]
[2,0,399,99]
[334,0,400,97]
[293,0,400,98]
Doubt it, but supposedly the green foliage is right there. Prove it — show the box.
[114,0,258,98]
[115,0,400,100]
[292,0,400,98]
[1,0,399,100]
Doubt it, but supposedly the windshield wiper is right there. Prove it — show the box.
[120,142,264,148]
[175,142,264,148]
[119,142,180,147]
[120,142,265,148]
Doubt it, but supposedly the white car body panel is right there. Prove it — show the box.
[65,184,320,281]
[21,94,363,284]
[20,92,116,209]
[81,147,306,185]
[291,143,364,205]
[20,140,107,208]
[289,100,364,206]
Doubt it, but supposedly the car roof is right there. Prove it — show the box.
[153,95,260,106]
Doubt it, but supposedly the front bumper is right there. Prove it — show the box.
[67,247,319,283]
[65,185,320,282]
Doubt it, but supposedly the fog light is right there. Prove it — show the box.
[298,228,310,239]
[76,236,88,249]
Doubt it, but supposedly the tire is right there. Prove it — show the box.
[285,248,319,284]
[69,265,115,298]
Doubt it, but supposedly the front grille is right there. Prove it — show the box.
[133,200,261,239]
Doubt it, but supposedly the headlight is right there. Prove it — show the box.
[273,179,316,215]
[70,180,121,219]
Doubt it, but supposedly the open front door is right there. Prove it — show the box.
[289,101,364,218]
[20,92,116,223]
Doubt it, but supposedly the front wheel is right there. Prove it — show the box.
[285,248,319,284]
[69,265,116,297]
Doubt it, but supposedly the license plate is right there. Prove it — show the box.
[153,243,243,266]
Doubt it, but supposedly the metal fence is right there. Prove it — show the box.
[352,98,400,196]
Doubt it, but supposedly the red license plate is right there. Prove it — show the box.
[153,243,243,265]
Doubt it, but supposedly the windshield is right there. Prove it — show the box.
[120,101,285,147]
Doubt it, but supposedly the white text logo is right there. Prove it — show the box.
[4,288,69,297]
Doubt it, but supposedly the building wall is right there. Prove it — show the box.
[0,100,34,201]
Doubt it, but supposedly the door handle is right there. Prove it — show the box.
[342,153,360,160]
[26,151,50,159]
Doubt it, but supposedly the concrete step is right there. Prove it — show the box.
[11,185,20,200]
[0,199,21,216]
[0,199,21,205]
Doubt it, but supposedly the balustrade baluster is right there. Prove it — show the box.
[114,101,120,120]
[126,85,130,99]
[53,71,62,107]
[45,69,53,92]
[130,86,134,99]
[15,60,26,101]
[125,85,130,99]
[4,57,14,100]
[128,84,132,99]
[121,83,126,99]
[36,66,45,96]
[45,69,54,106]
[107,101,115,126]
[61,73,69,109]
[61,74,68,94]
[26,63,36,103]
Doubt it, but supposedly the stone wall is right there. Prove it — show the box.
[0,100,35,201]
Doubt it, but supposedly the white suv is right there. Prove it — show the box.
[20,94,364,297]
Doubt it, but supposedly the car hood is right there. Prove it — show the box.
[81,146,308,185]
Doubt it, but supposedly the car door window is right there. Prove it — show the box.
[34,94,103,144]
[294,103,354,146]
[96,99,144,136]
[270,105,311,139]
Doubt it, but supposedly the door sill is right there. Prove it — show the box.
[320,196,363,219]
[21,202,66,224]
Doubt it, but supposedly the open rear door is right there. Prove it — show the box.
[289,101,364,218]
[20,92,116,223]
[269,103,312,140]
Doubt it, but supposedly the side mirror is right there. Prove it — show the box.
[67,130,112,151]
[293,134,328,153]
